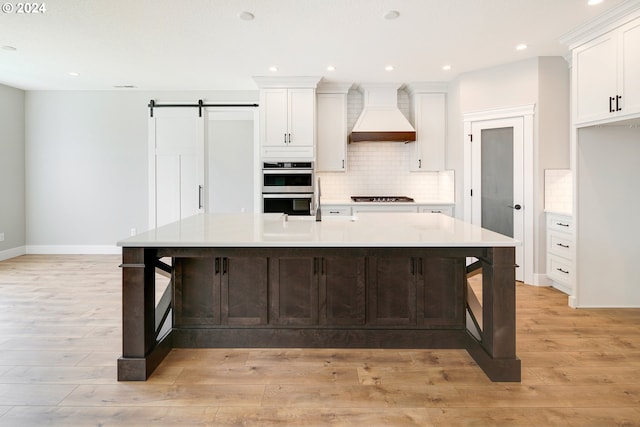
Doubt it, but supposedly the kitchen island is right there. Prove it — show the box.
[117,212,520,382]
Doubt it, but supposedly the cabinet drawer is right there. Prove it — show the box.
[547,214,573,233]
[419,206,453,216]
[548,254,573,286]
[547,231,573,259]
[323,206,351,216]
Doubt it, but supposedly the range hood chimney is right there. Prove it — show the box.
[349,83,416,143]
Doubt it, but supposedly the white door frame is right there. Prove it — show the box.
[463,104,535,285]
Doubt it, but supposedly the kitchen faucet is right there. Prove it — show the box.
[315,177,321,222]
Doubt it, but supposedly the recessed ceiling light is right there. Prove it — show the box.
[384,10,400,20]
[68,72,80,77]
[238,11,254,21]
[588,0,603,5]
[327,65,336,71]
[442,65,452,71]
[516,44,528,51]
[269,66,278,72]
[385,65,394,71]
[1,45,17,51]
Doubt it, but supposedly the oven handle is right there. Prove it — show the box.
[262,193,314,199]
[262,169,314,175]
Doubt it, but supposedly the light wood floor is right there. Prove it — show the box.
[1,255,639,426]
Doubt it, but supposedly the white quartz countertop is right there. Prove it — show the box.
[118,212,519,248]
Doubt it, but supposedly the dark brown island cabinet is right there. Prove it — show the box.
[117,213,520,382]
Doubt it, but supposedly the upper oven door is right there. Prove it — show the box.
[262,169,314,193]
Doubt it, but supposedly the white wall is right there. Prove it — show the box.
[0,84,25,259]
[25,90,257,252]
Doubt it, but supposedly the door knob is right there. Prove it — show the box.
[508,204,522,210]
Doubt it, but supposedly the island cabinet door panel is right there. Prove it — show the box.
[420,257,466,326]
[319,257,366,326]
[221,257,268,326]
[173,257,220,327]
[368,257,418,326]
[269,257,319,326]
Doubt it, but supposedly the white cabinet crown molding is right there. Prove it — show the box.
[559,0,640,49]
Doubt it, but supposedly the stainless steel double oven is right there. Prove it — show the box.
[262,162,314,216]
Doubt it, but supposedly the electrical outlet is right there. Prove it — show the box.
[0,232,4,242]
[130,228,136,236]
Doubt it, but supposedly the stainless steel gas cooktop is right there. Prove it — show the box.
[351,196,415,203]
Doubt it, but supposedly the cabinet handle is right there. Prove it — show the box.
[556,243,570,248]
[609,96,615,113]
[556,222,569,227]
[198,185,203,209]
[616,95,622,112]
[283,133,287,144]
[215,257,220,274]
[329,211,340,214]
[288,133,291,144]
[418,159,422,169]
[222,258,228,274]
[556,267,569,274]
[410,258,415,275]
[342,160,345,169]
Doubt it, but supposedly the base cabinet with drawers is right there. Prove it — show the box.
[322,204,454,216]
[546,213,574,295]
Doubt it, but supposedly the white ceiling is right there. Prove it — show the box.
[0,0,629,91]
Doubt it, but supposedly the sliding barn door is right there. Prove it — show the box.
[149,108,204,228]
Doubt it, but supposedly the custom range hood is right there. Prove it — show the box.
[349,83,416,143]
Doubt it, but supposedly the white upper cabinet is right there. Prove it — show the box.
[572,16,640,126]
[316,83,351,172]
[407,86,447,171]
[255,77,321,160]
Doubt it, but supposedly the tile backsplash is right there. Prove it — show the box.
[544,169,572,214]
[317,88,454,202]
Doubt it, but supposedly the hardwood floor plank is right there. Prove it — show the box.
[0,406,219,427]
[427,407,640,427]
[59,384,265,407]
[214,407,434,427]
[175,365,359,385]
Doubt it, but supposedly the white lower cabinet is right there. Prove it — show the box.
[546,213,574,294]
[320,203,454,216]
[352,205,419,214]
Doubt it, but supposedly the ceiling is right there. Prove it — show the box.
[0,0,629,91]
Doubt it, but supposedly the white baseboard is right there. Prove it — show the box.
[0,245,27,261]
[26,245,121,255]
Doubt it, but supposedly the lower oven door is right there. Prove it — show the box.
[263,193,314,216]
